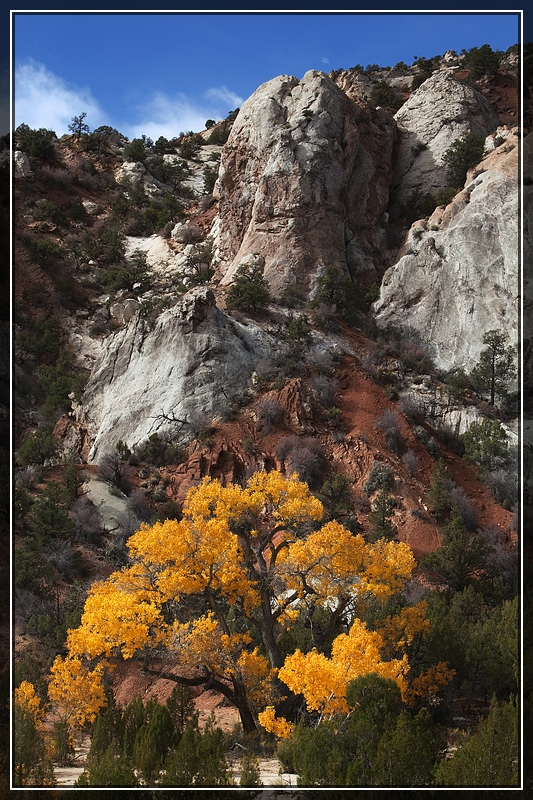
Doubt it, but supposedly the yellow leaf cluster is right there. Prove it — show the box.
[14,681,44,728]
[48,656,107,728]
[171,613,272,702]
[237,648,273,707]
[128,497,259,611]
[278,619,408,717]
[278,522,415,616]
[258,705,294,738]
[244,471,324,526]
[66,574,165,660]
[171,612,252,675]
[359,539,416,598]
[376,601,431,654]
[404,661,456,706]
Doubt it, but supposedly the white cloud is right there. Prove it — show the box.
[14,59,245,142]
[125,86,244,141]
[321,57,330,64]
[15,59,108,135]
[203,85,243,109]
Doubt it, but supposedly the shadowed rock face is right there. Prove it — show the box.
[214,70,397,295]
[76,288,276,462]
[373,131,519,373]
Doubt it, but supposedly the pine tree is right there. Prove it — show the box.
[462,417,510,473]
[239,750,261,786]
[68,112,90,140]
[368,488,398,541]
[426,459,453,521]
[471,329,516,406]
[225,264,271,313]
[435,695,519,786]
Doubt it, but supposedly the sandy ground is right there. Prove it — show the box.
[53,740,298,788]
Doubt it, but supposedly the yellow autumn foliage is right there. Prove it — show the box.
[258,705,295,738]
[278,618,409,717]
[66,573,166,660]
[404,661,456,705]
[14,681,45,728]
[53,470,445,735]
[48,656,107,728]
[376,601,431,655]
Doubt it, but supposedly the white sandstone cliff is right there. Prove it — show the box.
[373,130,519,373]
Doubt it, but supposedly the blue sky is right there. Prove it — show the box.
[12,11,521,141]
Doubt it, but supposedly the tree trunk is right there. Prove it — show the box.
[232,693,257,733]
[144,665,257,733]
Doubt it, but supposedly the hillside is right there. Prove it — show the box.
[9,45,524,790]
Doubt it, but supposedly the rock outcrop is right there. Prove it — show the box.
[76,287,276,462]
[14,150,32,179]
[373,130,519,373]
[214,70,397,295]
[391,71,501,206]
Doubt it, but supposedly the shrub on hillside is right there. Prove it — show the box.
[97,453,134,496]
[484,468,518,509]
[363,461,394,496]
[311,265,365,323]
[256,397,283,433]
[369,81,402,111]
[402,449,419,476]
[275,435,326,488]
[449,484,478,530]
[133,433,185,468]
[311,374,337,409]
[442,132,485,188]
[15,123,57,159]
[376,409,404,454]
[462,44,502,80]
[69,497,103,545]
[462,417,510,473]
[16,426,59,468]
[226,264,271,314]
[123,137,151,163]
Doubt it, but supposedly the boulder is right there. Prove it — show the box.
[171,223,204,244]
[82,200,102,216]
[114,161,146,186]
[109,298,140,326]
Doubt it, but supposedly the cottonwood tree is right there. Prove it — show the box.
[56,471,418,733]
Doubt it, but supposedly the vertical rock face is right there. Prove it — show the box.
[391,71,501,205]
[214,70,396,295]
[76,288,276,462]
[373,132,519,373]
